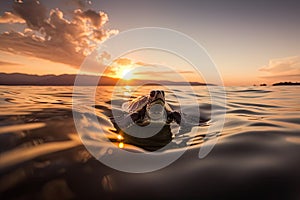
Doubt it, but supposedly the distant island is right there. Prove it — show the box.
[272,82,300,86]
[0,73,212,86]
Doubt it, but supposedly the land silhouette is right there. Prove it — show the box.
[272,82,300,86]
[0,73,211,86]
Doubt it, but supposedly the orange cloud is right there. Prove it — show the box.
[134,70,193,76]
[100,57,157,78]
[0,12,25,24]
[0,0,118,68]
[74,9,108,28]
[0,60,21,66]
[102,58,133,78]
[114,58,132,66]
[259,56,300,80]
[12,0,47,29]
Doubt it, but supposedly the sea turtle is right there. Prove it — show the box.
[111,90,208,151]
[119,90,182,128]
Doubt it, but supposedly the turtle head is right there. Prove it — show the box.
[146,90,166,121]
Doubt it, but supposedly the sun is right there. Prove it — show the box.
[120,68,133,80]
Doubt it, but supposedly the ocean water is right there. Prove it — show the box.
[0,85,300,199]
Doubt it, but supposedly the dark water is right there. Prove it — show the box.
[0,85,300,199]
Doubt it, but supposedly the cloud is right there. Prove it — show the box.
[259,56,300,81]
[260,74,300,79]
[134,70,193,75]
[101,57,195,78]
[12,0,47,29]
[102,58,134,77]
[0,0,118,68]
[74,9,107,28]
[100,58,154,78]
[0,12,25,24]
[0,61,20,66]
[114,58,132,66]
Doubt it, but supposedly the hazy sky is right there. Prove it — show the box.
[0,0,299,85]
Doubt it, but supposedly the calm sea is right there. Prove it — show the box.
[0,85,300,199]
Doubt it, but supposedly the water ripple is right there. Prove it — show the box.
[0,85,300,199]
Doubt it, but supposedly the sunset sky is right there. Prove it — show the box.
[0,0,299,85]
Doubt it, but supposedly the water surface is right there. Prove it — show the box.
[0,85,300,199]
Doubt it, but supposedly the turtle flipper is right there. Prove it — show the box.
[172,111,181,124]
[167,111,181,124]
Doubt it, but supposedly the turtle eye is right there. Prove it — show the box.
[161,90,165,97]
[150,90,156,97]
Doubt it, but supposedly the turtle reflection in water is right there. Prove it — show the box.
[112,90,192,151]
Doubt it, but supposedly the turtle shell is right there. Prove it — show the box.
[122,95,149,113]
[122,95,174,113]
